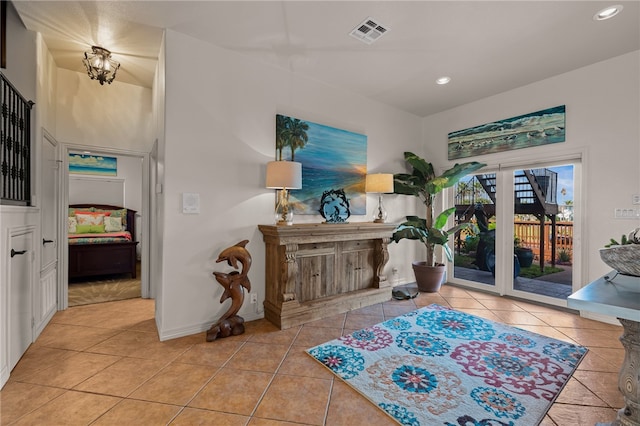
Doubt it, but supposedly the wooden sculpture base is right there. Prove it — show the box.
[206,315,245,341]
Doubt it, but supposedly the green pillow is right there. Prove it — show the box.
[90,224,105,233]
[76,224,105,233]
[76,224,91,233]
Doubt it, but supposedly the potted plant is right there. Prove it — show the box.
[514,237,534,268]
[392,152,486,292]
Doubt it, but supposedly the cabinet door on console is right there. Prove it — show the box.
[296,242,336,302]
[341,240,375,292]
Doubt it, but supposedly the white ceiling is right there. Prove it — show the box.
[14,1,640,117]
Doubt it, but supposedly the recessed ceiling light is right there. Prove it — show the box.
[594,5,623,21]
[436,76,451,85]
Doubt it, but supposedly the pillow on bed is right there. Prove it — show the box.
[68,216,77,234]
[95,208,127,228]
[76,224,106,234]
[104,216,123,232]
[76,213,105,226]
[75,210,111,217]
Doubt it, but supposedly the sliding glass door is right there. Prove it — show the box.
[449,160,580,306]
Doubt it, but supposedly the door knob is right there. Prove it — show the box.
[11,249,27,258]
[43,239,54,245]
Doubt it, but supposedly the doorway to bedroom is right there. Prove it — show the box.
[63,147,150,308]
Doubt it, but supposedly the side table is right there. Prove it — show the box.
[568,272,640,426]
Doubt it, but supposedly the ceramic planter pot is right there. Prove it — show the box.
[515,247,534,268]
[411,261,445,292]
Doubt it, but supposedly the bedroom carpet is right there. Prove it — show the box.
[68,263,141,306]
[307,303,588,425]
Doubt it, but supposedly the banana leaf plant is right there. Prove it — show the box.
[392,152,486,267]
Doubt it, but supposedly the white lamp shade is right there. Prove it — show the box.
[266,161,302,189]
[365,173,394,193]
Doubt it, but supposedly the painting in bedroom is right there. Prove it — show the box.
[275,114,367,215]
[69,153,118,176]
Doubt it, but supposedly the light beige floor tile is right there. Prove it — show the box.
[128,362,215,405]
[189,368,272,415]
[344,314,385,330]
[8,346,77,381]
[73,357,169,397]
[171,407,249,426]
[93,399,181,425]
[11,390,120,426]
[33,323,121,351]
[454,308,503,322]
[491,310,549,326]
[443,297,487,309]
[547,404,618,425]
[174,339,244,367]
[555,377,607,406]
[293,326,343,348]
[325,379,395,426]
[277,345,334,380]
[248,325,301,345]
[88,329,196,362]
[19,352,120,388]
[556,327,623,348]
[0,382,65,424]
[572,370,625,409]
[302,313,347,330]
[226,341,289,373]
[254,374,332,424]
[477,298,525,311]
[248,418,310,425]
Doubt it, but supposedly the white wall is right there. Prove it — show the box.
[0,2,42,389]
[422,51,640,285]
[56,69,154,152]
[158,30,423,340]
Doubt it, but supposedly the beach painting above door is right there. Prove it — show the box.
[448,105,565,160]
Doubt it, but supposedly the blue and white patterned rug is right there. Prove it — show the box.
[306,304,587,426]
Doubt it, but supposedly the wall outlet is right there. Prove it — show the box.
[250,294,258,304]
[633,194,640,205]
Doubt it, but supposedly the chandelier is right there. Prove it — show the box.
[82,46,120,85]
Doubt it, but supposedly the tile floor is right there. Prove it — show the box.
[1,285,626,425]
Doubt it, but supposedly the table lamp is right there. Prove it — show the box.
[365,173,394,223]
[266,161,302,225]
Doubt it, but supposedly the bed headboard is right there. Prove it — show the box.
[69,204,137,240]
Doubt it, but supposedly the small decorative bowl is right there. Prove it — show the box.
[599,244,640,276]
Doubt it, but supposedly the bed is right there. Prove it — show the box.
[68,204,138,280]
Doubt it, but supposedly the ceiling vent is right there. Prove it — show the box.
[349,17,389,45]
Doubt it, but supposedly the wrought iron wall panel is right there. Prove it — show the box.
[1,72,34,205]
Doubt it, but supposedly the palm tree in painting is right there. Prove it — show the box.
[275,114,289,161]
[286,118,309,161]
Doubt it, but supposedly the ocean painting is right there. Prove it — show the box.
[276,114,367,215]
[448,105,566,160]
[69,153,117,176]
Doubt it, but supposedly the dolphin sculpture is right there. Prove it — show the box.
[207,240,252,341]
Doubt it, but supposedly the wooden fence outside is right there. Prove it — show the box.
[514,220,573,264]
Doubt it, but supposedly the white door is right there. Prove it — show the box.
[38,132,59,327]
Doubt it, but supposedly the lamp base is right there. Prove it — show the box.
[373,218,385,224]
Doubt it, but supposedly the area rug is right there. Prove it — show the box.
[306,304,587,426]
[68,277,141,307]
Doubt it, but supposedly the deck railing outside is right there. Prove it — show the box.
[515,220,573,263]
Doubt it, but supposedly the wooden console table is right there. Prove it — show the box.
[568,272,640,426]
[258,223,396,329]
